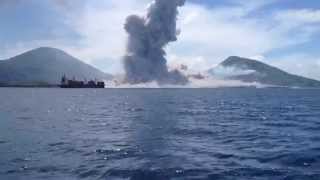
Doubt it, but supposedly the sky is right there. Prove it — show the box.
[0,0,320,80]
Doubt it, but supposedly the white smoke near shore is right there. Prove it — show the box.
[123,0,189,85]
[188,77,264,88]
[106,75,266,88]
[106,61,267,88]
[209,65,257,78]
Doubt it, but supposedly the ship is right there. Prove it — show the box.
[60,75,105,88]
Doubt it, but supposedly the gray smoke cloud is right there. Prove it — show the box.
[123,0,189,85]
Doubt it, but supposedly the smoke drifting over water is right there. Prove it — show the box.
[123,0,188,85]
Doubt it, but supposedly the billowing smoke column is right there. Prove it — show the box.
[123,0,189,85]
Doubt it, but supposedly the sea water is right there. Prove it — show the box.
[0,88,319,180]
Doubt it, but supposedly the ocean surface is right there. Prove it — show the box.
[0,88,320,180]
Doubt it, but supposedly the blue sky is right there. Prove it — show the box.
[1,0,320,80]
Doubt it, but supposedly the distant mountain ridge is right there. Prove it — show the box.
[209,56,320,88]
[2,48,319,88]
[0,47,112,86]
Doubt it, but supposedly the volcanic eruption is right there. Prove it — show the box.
[123,0,189,85]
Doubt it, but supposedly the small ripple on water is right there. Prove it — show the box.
[48,142,66,147]
[6,165,66,174]
[17,116,33,120]
[94,147,143,161]
[76,169,101,179]
[101,168,211,180]
[173,127,217,137]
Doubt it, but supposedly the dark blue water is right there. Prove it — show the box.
[0,88,320,180]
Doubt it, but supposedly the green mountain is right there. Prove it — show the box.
[209,56,320,88]
[0,47,112,86]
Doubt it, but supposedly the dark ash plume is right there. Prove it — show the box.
[123,0,188,85]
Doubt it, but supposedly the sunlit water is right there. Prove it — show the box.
[0,88,319,180]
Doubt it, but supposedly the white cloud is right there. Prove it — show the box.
[0,0,148,68]
[275,9,320,24]
[168,3,293,70]
[249,55,266,61]
[267,53,320,80]
[166,2,320,77]
[57,0,148,62]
